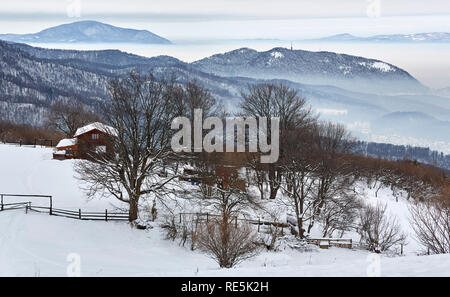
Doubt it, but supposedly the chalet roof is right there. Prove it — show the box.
[56,138,77,148]
[74,122,117,138]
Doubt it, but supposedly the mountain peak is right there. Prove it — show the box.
[0,20,171,44]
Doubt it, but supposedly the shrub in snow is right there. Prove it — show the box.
[197,217,260,268]
[161,215,179,241]
[358,203,406,252]
[160,214,201,251]
[258,224,285,251]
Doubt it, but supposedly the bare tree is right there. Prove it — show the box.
[240,82,314,199]
[358,203,406,252]
[75,72,180,222]
[277,127,320,238]
[307,122,356,234]
[199,168,258,218]
[170,79,221,153]
[245,154,268,200]
[46,100,100,137]
[320,191,361,237]
[410,197,450,254]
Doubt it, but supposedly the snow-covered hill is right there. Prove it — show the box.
[0,144,449,276]
[192,47,426,94]
[0,21,171,44]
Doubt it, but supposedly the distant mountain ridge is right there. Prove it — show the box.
[313,32,450,43]
[0,21,171,44]
[353,141,450,172]
[1,40,450,150]
[192,47,426,94]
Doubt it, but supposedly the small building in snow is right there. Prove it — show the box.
[53,138,78,160]
[53,122,117,160]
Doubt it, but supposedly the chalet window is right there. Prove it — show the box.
[92,133,99,140]
[96,146,106,154]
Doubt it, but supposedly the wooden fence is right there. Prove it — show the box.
[0,139,54,148]
[0,193,128,222]
[178,212,289,231]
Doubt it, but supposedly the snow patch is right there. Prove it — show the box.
[56,138,77,148]
[270,51,284,59]
[371,62,394,72]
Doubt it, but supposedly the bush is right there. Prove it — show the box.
[197,217,260,268]
[260,224,285,251]
[161,215,178,241]
[161,214,200,250]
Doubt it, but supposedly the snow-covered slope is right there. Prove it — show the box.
[0,144,125,210]
[0,144,449,276]
[1,210,449,277]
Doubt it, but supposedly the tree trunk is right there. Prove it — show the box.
[297,217,305,239]
[268,166,280,199]
[128,197,139,222]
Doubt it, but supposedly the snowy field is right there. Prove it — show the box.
[1,210,449,277]
[0,144,125,211]
[0,144,449,277]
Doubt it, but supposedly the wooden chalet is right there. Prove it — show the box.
[53,122,117,160]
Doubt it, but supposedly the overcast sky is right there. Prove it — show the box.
[1,0,449,39]
[2,0,450,17]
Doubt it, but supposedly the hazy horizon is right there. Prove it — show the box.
[2,1,450,89]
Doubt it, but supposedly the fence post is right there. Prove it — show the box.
[105,209,108,221]
[1,194,3,211]
[49,196,52,215]
[401,244,403,255]
[179,213,182,223]
[79,209,81,220]
[350,239,353,249]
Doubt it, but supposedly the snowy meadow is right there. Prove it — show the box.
[0,144,449,277]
